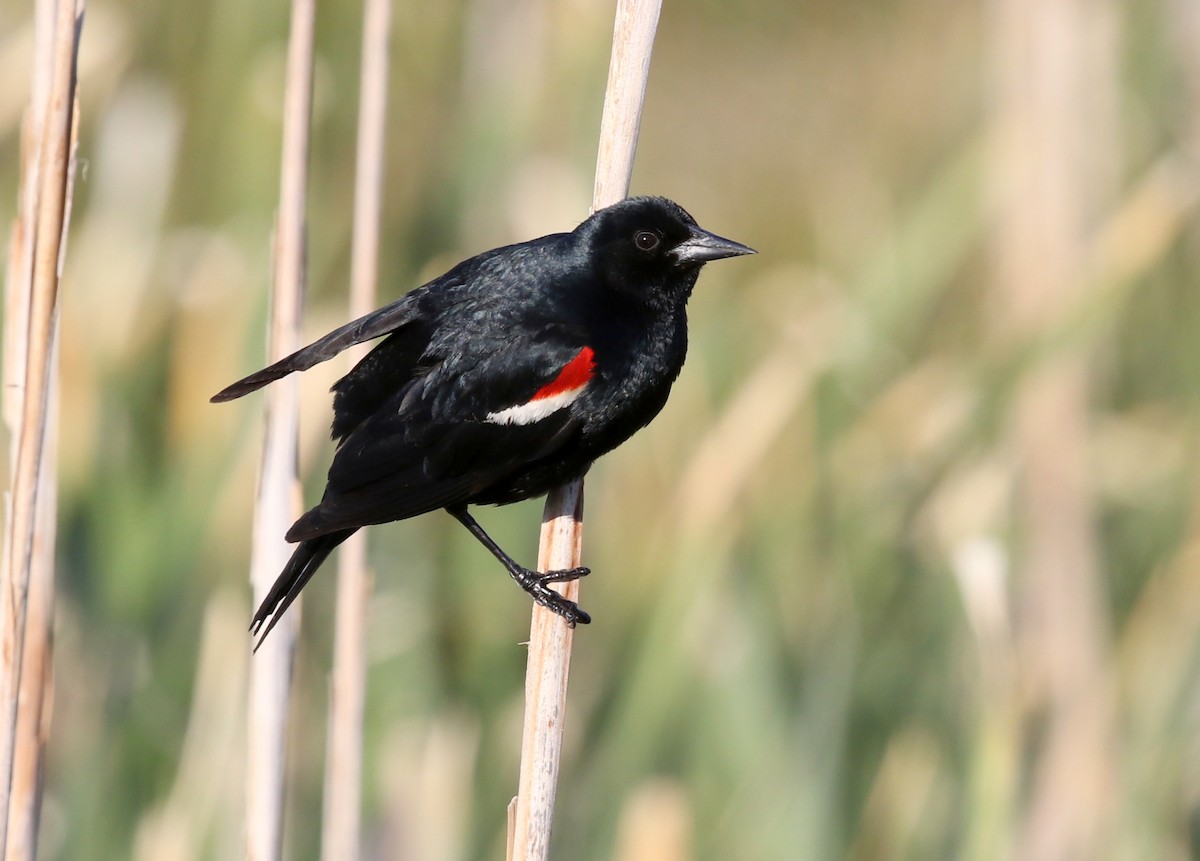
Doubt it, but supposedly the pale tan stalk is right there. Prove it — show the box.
[5,347,59,861]
[988,0,1118,858]
[0,0,82,855]
[246,0,314,857]
[3,3,62,857]
[508,2,662,859]
[320,0,391,858]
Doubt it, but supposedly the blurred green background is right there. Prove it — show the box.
[3,0,1200,858]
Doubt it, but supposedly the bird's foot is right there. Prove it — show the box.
[512,566,592,626]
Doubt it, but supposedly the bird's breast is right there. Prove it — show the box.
[574,311,687,448]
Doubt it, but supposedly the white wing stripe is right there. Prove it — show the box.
[485,387,584,426]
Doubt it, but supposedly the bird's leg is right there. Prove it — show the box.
[447,505,592,626]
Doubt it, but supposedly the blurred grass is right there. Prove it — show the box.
[3,0,1200,858]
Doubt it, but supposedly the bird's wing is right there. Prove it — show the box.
[328,323,436,444]
[210,291,430,402]
[210,235,575,404]
[285,335,597,541]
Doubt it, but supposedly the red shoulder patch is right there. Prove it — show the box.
[532,347,596,401]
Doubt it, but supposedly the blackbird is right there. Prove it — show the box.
[213,196,754,646]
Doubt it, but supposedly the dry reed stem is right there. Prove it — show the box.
[0,0,81,855]
[6,339,59,861]
[508,2,661,859]
[506,797,517,861]
[989,0,1116,857]
[589,0,661,213]
[246,0,314,858]
[320,0,391,857]
[3,4,62,858]
[9,50,79,861]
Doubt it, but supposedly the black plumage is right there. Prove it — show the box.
[213,196,754,646]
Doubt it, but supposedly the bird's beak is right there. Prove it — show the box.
[671,226,757,265]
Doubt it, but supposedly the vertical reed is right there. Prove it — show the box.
[0,0,83,855]
[988,0,1117,857]
[320,0,391,858]
[245,0,314,857]
[508,2,662,858]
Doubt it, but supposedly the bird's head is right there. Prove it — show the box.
[579,196,755,304]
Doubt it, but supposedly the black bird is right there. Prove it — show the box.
[213,196,754,646]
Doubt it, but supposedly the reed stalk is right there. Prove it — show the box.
[245,0,314,857]
[0,0,82,856]
[988,0,1117,856]
[320,0,391,858]
[507,2,662,858]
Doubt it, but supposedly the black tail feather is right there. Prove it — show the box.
[250,529,357,651]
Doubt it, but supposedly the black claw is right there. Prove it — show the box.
[569,605,592,625]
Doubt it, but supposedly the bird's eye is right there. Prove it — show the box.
[633,230,660,252]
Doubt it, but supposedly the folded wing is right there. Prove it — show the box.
[210,292,428,403]
[286,336,596,541]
